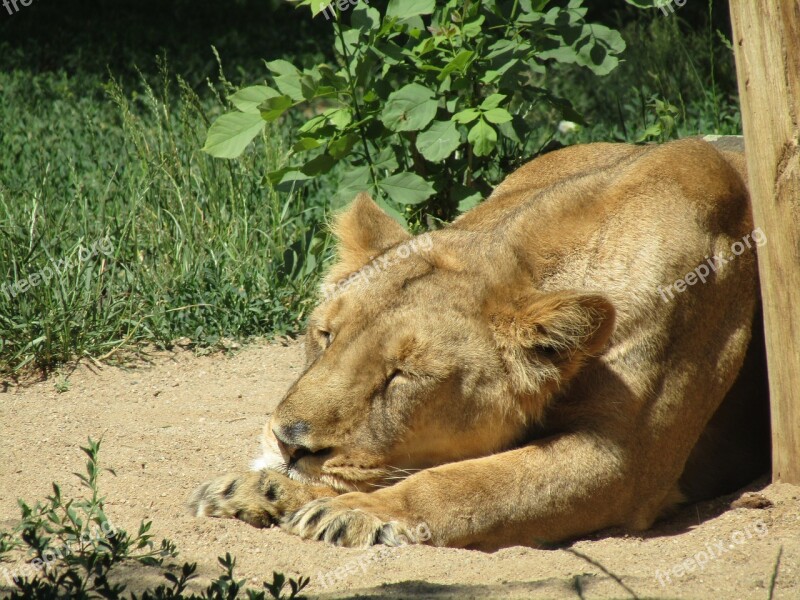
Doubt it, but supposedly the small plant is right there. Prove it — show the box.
[136,555,309,600]
[0,439,309,600]
[263,570,310,600]
[204,0,627,222]
[53,374,71,393]
[637,95,681,142]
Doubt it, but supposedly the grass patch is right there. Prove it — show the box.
[0,60,333,375]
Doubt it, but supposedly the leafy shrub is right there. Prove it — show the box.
[204,0,627,222]
[0,439,309,600]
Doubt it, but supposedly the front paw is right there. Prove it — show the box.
[285,494,430,548]
[189,470,327,528]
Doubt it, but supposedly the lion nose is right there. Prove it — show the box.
[275,436,313,462]
[273,425,310,461]
[273,423,332,464]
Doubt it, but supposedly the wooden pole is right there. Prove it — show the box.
[729,1,800,484]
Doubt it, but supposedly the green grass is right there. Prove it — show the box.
[0,61,333,374]
[0,1,743,375]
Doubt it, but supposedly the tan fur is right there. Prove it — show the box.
[190,139,768,550]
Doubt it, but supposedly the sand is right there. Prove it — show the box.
[1,340,798,599]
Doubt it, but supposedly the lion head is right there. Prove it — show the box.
[254,194,615,492]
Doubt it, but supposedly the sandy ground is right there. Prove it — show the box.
[1,340,798,600]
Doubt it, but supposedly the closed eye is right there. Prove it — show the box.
[535,343,563,361]
[387,369,406,387]
[318,329,333,349]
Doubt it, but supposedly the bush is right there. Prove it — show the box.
[0,439,309,600]
[203,0,628,223]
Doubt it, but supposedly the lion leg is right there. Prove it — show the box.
[189,470,338,528]
[282,432,643,549]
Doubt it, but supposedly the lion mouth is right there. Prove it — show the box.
[252,436,412,492]
[286,446,332,467]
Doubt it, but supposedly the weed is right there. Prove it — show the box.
[53,375,71,394]
[0,439,309,600]
[0,61,332,375]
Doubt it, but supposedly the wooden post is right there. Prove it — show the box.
[729,1,800,484]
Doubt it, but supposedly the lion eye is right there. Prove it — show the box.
[387,369,405,386]
[535,343,562,361]
[319,330,333,348]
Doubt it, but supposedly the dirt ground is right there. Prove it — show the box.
[1,340,798,599]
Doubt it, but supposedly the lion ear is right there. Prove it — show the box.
[488,290,615,397]
[330,193,411,274]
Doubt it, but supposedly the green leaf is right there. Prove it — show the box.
[301,153,336,176]
[416,120,460,162]
[624,0,663,7]
[479,94,506,111]
[452,108,481,124]
[298,114,329,134]
[373,146,399,172]
[455,190,482,213]
[266,59,301,78]
[328,133,358,160]
[259,95,293,122]
[228,86,280,114]
[309,0,335,15]
[376,196,407,226]
[533,87,587,125]
[202,112,265,159]
[637,123,663,143]
[292,137,323,153]
[481,58,519,85]
[275,170,313,193]
[461,15,485,38]
[468,118,497,157]
[266,60,304,101]
[378,172,435,205]
[483,107,513,124]
[324,107,353,131]
[266,166,295,186]
[352,3,381,31]
[438,50,475,81]
[386,0,435,20]
[380,83,438,132]
[334,166,373,207]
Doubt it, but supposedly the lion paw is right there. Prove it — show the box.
[284,495,428,548]
[189,470,303,528]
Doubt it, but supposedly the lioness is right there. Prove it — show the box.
[190,138,770,550]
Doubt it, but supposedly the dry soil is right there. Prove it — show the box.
[1,340,798,599]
